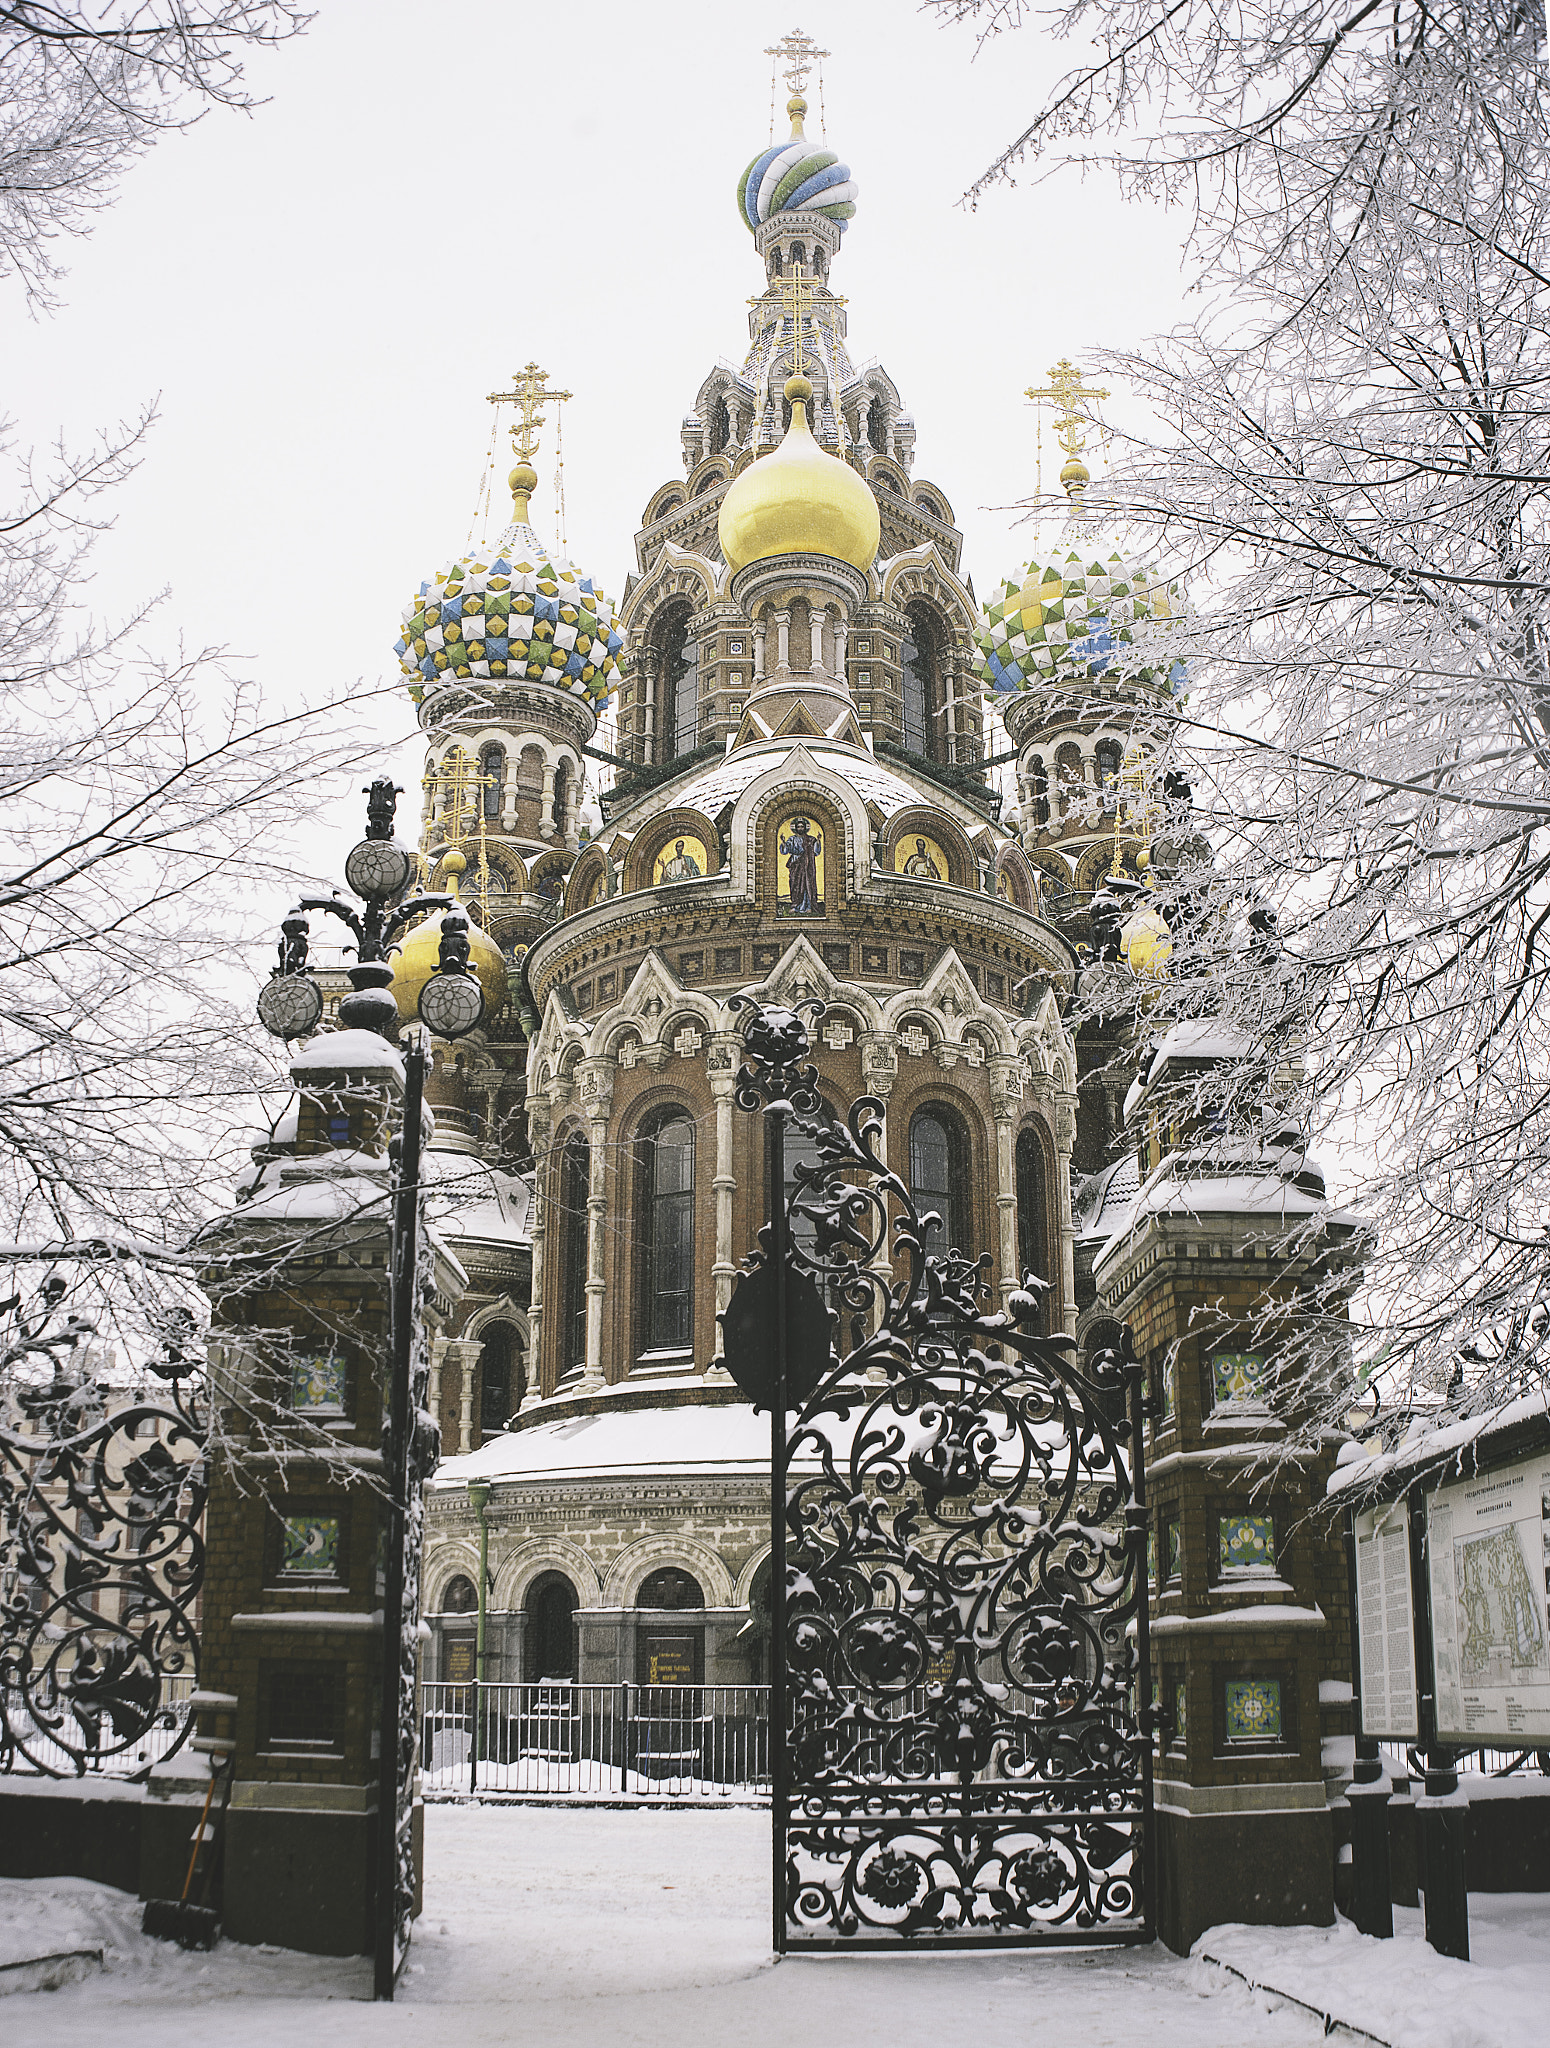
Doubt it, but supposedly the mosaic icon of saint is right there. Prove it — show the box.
[781,817,821,914]
[902,836,941,880]
[659,839,703,883]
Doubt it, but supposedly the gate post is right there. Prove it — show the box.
[1091,1033,1365,1955]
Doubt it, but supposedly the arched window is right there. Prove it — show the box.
[479,744,504,818]
[770,246,783,276]
[1095,738,1122,811]
[637,1567,705,1610]
[901,604,943,762]
[789,596,810,673]
[1055,741,1085,816]
[639,1110,695,1353]
[1030,756,1050,828]
[525,1573,577,1680]
[791,241,807,271]
[917,495,941,521]
[442,1574,476,1614]
[1015,1128,1050,1330]
[868,396,888,454]
[479,1323,523,1435]
[657,602,698,762]
[909,1105,969,1258]
[709,398,730,455]
[557,1129,589,1380]
[551,757,570,834]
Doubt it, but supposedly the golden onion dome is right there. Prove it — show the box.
[389,854,510,1025]
[718,375,880,575]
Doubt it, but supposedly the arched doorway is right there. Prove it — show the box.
[439,1572,477,1686]
[525,1572,578,1681]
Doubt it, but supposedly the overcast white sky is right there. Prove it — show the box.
[7,0,1192,904]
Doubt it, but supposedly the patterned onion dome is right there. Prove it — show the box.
[394,486,623,703]
[737,96,857,235]
[974,551,1184,695]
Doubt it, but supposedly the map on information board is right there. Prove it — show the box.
[1354,1502,1419,1738]
[1427,1450,1550,1744]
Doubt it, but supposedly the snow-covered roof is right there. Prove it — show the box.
[289,1029,405,1079]
[1146,1022,1255,1086]
[1074,1152,1141,1245]
[432,1401,787,1486]
[236,1151,391,1223]
[1328,1386,1550,1499]
[1098,1168,1358,1270]
[425,1153,533,1248]
[616,739,983,835]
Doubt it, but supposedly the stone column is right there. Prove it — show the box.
[447,1336,481,1453]
[705,1034,741,1384]
[539,761,557,840]
[642,648,660,765]
[775,607,791,673]
[428,1334,448,1439]
[520,1098,552,1410]
[577,1059,614,1393]
[501,755,519,833]
[1054,1093,1079,1338]
[834,618,849,691]
[753,616,767,681]
[859,1040,898,1351]
[989,1059,1024,1311]
[806,604,823,674]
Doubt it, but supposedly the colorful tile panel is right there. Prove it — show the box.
[1212,1349,1270,1405]
[281,1515,341,1579]
[291,1352,346,1413]
[1219,1512,1276,1573]
[1225,1677,1282,1743]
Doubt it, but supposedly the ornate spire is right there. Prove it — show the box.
[1025,358,1110,504]
[485,361,571,519]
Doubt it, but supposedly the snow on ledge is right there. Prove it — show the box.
[290,1029,406,1079]
[1328,1385,1550,1497]
[1151,1603,1326,1635]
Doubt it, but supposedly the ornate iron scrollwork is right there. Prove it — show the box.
[727,998,1152,1948]
[1,1288,206,1777]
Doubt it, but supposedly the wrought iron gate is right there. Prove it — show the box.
[726,999,1153,1950]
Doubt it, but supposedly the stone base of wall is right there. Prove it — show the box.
[0,1771,214,1910]
[1155,1798,1334,1955]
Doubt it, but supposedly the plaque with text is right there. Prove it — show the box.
[1354,1501,1419,1738]
[1427,1450,1550,1745]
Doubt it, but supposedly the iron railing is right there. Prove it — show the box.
[2,1672,194,1779]
[419,1680,770,1799]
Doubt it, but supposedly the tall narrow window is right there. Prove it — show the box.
[901,606,942,761]
[479,1323,523,1435]
[909,1107,966,1257]
[558,1130,589,1379]
[1015,1128,1049,1328]
[868,396,888,454]
[551,758,570,835]
[658,603,698,762]
[641,1111,694,1351]
[480,744,504,819]
[709,398,730,455]
[1095,738,1122,812]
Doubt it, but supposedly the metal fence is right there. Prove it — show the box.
[1,1672,194,1780]
[419,1681,770,1800]
[1379,1739,1550,1780]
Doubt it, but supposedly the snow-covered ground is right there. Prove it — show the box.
[0,1804,1544,2048]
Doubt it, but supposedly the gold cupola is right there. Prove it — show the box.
[718,375,880,575]
[389,853,510,1027]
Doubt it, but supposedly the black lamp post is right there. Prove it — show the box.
[255,776,487,2001]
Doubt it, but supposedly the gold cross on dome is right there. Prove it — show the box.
[747,262,824,377]
[1025,358,1109,464]
[766,27,828,95]
[486,360,571,466]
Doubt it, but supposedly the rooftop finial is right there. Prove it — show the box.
[1025,357,1111,504]
[766,25,828,97]
[486,359,572,518]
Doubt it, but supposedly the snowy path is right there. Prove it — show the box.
[0,1804,1541,2048]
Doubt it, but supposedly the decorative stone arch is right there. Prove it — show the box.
[426,1547,482,1614]
[732,1547,772,1607]
[686,458,731,499]
[563,846,608,914]
[528,848,572,908]
[593,951,718,1062]
[866,453,910,497]
[1074,838,1146,897]
[881,806,976,890]
[603,1533,736,1610]
[481,846,528,893]
[727,744,870,901]
[752,938,885,1034]
[1016,988,1079,1094]
[491,1535,604,1614]
[617,544,719,636]
[994,841,1040,913]
[642,481,687,527]
[911,481,956,525]
[751,785,848,921]
[624,805,722,893]
[878,545,977,639]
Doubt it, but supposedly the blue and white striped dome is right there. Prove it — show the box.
[737,99,857,235]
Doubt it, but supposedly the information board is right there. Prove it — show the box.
[1354,1501,1419,1738]
[1426,1450,1550,1744]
